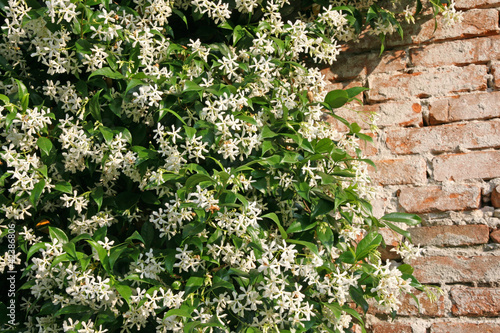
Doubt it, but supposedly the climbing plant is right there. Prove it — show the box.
[0,0,460,332]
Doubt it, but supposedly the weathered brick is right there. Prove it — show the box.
[492,63,500,90]
[407,9,500,44]
[329,101,423,131]
[455,0,500,9]
[358,132,378,157]
[433,151,500,181]
[369,322,412,333]
[431,322,500,333]
[370,289,447,317]
[365,101,423,128]
[408,225,490,247]
[429,91,500,125]
[321,50,407,81]
[410,36,500,68]
[379,227,403,247]
[368,156,427,186]
[411,256,500,284]
[398,185,481,213]
[450,286,500,316]
[386,119,500,155]
[324,79,365,94]
[367,65,488,102]
[492,185,500,208]
[491,229,500,243]
[344,9,500,52]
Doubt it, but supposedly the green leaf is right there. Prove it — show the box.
[316,224,334,250]
[89,89,103,122]
[164,248,177,274]
[92,186,104,211]
[346,86,368,99]
[125,79,143,94]
[30,179,45,207]
[350,286,369,313]
[48,226,69,244]
[36,137,52,156]
[398,264,414,275]
[185,174,214,190]
[382,220,411,241]
[382,212,421,226]
[338,250,356,264]
[158,108,186,124]
[311,198,334,219]
[314,138,334,154]
[55,305,92,317]
[141,221,155,248]
[114,283,132,306]
[62,242,78,260]
[294,181,310,201]
[286,239,319,256]
[184,276,204,295]
[125,230,145,244]
[285,218,317,234]
[355,232,382,261]
[27,242,47,261]
[184,80,203,92]
[14,78,28,101]
[261,126,278,138]
[164,307,192,318]
[89,67,124,79]
[173,8,188,27]
[262,213,287,239]
[5,111,16,130]
[55,181,72,194]
[93,226,107,241]
[324,89,349,109]
[99,126,114,143]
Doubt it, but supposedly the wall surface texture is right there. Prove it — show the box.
[321,1,500,332]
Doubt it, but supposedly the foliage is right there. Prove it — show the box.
[0,0,458,332]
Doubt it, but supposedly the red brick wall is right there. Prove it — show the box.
[322,1,500,331]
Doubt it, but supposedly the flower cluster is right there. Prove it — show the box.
[0,0,455,332]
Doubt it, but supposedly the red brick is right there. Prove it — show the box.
[367,65,488,102]
[433,150,500,181]
[411,256,500,284]
[455,0,500,9]
[344,9,500,52]
[429,91,500,125]
[368,156,427,186]
[410,36,500,68]
[369,322,412,333]
[322,50,407,81]
[492,63,500,90]
[408,225,490,247]
[358,132,378,157]
[365,101,423,128]
[386,119,500,155]
[408,9,500,44]
[450,286,500,316]
[324,79,364,94]
[491,229,500,243]
[328,101,423,131]
[492,185,500,208]
[370,290,447,317]
[380,227,403,247]
[431,322,500,333]
[398,185,481,213]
